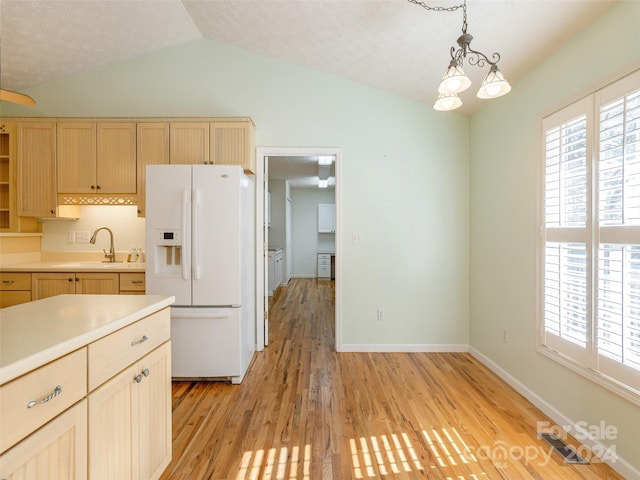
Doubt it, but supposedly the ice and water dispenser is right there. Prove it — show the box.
[151,229,184,276]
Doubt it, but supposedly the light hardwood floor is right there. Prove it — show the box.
[161,278,625,479]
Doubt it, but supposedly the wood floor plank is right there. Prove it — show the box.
[161,279,625,480]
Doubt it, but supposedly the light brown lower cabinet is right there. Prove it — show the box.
[88,342,171,480]
[0,400,88,479]
[32,272,119,300]
[0,272,32,307]
[0,308,171,480]
[120,272,146,294]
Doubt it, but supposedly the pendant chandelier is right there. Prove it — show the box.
[408,0,511,111]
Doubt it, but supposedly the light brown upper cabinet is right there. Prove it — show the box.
[17,122,58,218]
[169,123,209,165]
[210,121,255,174]
[137,123,169,217]
[57,123,136,194]
[169,121,255,173]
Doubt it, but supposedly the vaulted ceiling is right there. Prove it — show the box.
[1,0,615,116]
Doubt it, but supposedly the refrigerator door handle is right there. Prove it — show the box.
[182,189,190,281]
[193,189,201,280]
[172,311,231,319]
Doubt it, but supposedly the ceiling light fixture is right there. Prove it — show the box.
[317,156,334,188]
[408,0,511,111]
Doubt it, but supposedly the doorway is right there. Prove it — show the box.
[255,147,342,352]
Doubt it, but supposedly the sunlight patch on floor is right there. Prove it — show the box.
[350,432,423,478]
[350,428,488,479]
[236,444,311,480]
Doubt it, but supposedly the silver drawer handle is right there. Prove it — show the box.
[27,385,62,408]
[130,335,148,346]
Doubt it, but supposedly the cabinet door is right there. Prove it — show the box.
[274,254,283,288]
[57,123,97,194]
[88,363,137,480]
[0,399,87,480]
[210,121,255,173]
[136,123,169,217]
[31,272,75,300]
[76,272,119,294]
[97,123,136,194]
[137,342,172,480]
[17,122,58,218]
[268,253,275,296]
[318,204,336,233]
[88,343,171,480]
[170,123,209,165]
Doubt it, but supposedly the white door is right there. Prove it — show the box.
[145,165,192,306]
[263,157,269,346]
[192,165,242,306]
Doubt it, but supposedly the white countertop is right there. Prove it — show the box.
[0,294,174,385]
[0,261,145,272]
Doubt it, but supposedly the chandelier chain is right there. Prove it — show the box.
[407,0,468,32]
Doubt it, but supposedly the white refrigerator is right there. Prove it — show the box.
[145,164,255,384]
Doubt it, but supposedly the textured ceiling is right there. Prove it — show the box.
[0,0,616,185]
[0,0,615,116]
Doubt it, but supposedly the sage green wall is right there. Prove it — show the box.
[469,0,640,473]
[2,37,470,347]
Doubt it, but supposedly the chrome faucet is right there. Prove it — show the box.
[90,227,116,263]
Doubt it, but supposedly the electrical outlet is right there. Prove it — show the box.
[352,233,362,245]
[377,308,384,322]
[68,231,76,243]
[76,231,91,244]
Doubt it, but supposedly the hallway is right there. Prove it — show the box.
[161,278,622,479]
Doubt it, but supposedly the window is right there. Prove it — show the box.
[538,68,640,404]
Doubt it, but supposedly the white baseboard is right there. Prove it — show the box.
[338,344,469,353]
[469,347,639,480]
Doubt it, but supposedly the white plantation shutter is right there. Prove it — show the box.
[541,97,592,365]
[595,72,640,391]
[539,68,640,400]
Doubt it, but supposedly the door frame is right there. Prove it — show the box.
[255,147,342,351]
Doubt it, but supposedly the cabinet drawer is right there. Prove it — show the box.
[318,264,331,278]
[119,272,145,292]
[317,257,330,265]
[0,348,87,454]
[0,272,31,291]
[88,308,170,390]
[0,290,31,308]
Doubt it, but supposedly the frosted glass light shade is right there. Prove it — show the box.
[438,64,472,94]
[434,93,462,111]
[477,66,511,99]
